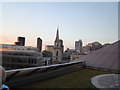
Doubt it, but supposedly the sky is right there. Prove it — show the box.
[0,2,118,50]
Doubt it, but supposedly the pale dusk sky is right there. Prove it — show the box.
[0,2,118,50]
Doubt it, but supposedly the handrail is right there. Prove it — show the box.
[5,61,83,78]
[6,61,82,72]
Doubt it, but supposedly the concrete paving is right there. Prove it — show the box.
[91,74,120,89]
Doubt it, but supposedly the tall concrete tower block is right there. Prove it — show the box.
[37,37,42,52]
[18,37,25,46]
[15,36,25,46]
[53,28,63,63]
[75,39,83,54]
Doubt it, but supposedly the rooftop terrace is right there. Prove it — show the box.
[15,68,110,88]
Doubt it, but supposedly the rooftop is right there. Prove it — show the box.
[16,68,110,88]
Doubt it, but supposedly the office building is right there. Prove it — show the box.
[14,36,25,46]
[0,44,39,52]
[42,51,52,66]
[75,39,83,54]
[45,45,54,54]
[37,37,42,52]
[82,42,102,54]
[70,54,84,61]
[0,44,43,70]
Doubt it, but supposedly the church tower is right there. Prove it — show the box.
[52,27,63,63]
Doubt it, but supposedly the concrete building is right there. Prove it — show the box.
[1,44,39,52]
[53,28,64,63]
[63,48,76,57]
[37,37,42,52]
[45,45,54,54]
[43,57,52,66]
[86,42,102,51]
[15,36,25,46]
[14,42,20,46]
[42,51,52,66]
[75,39,83,54]
[70,54,84,61]
[82,46,91,54]
[91,42,102,51]
[0,44,43,70]
[83,42,102,54]
[1,50,43,70]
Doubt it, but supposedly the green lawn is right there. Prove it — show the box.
[18,68,109,88]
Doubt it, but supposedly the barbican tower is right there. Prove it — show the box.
[37,37,42,52]
[52,28,64,63]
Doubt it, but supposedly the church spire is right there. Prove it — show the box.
[55,27,59,42]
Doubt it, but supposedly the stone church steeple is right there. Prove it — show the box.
[55,28,59,42]
[52,27,64,63]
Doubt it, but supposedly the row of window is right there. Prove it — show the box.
[2,53,35,56]
[3,64,35,70]
[43,60,52,66]
[3,57,37,64]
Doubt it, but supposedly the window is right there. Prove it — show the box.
[34,60,36,64]
[57,43,58,46]
[28,59,30,63]
[56,51,58,56]
[31,59,33,64]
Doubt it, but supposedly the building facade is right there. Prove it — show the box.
[1,44,39,52]
[45,45,54,54]
[82,46,91,54]
[75,39,83,54]
[70,54,84,61]
[1,51,43,70]
[63,48,76,58]
[42,50,52,66]
[37,37,42,52]
[82,42,103,54]
[91,42,102,51]
[15,36,25,46]
[59,39,64,53]
[52,28,64,63]
[0,44,43,70]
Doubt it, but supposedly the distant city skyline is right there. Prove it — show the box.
[0,2,118,50]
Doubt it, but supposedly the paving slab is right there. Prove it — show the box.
[91,74,120,89]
